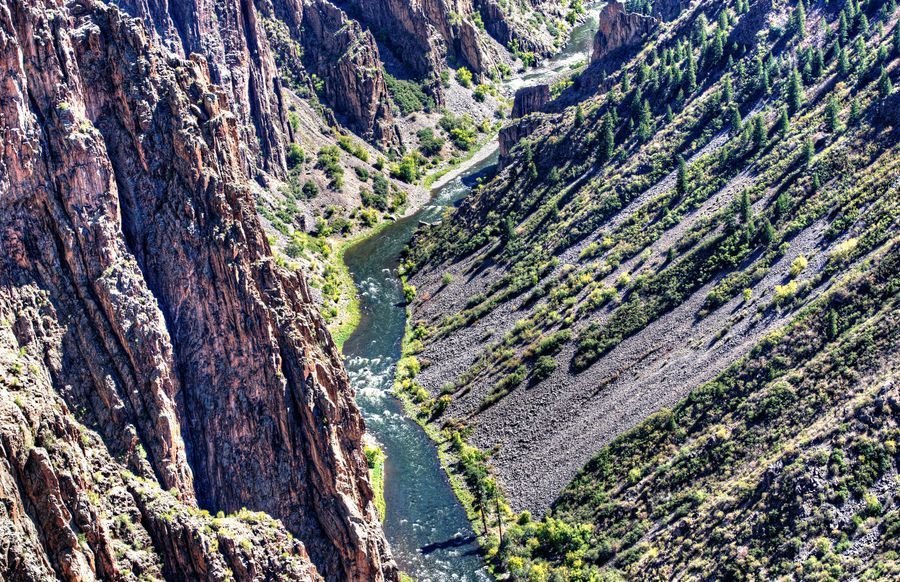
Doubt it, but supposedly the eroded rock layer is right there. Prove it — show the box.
[0,0,396,579]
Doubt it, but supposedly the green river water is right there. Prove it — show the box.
[341,9,602,580]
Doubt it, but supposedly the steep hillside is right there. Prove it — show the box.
[0,0,396,579]
[400,0,899,577]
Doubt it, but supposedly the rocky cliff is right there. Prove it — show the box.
[0,0,396,579]
[591,0,658,68]
[298,0,400,148]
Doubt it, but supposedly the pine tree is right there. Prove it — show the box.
[575,104,585,126]
[637,100,653,142]
[729,104,742,133]
[827,309,840,340]
[895,22,900,57]
[675,155,688,198]
[838,10,849,45]
[776,106,790,135]
[774,196,790,223]
[708,31,724,64]
[723,75,733,104]
[850,98,861,123]
[738,189,752,223]
[825,95,841,132]
[686,50,697,93]
[791,0,806,38]
[665,104,674,123]
[621,72,631,93]
[838,45,850,76]
[751,114,767,149]
[759,217,775,246]
[755,57,770,94]
[802,137,815,166]
[786,68,804,114]
[598,114,614,163]
[878,66,894,98]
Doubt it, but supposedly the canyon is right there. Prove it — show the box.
[2,0,898,581]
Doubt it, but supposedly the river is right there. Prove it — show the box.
[341,9,602,581]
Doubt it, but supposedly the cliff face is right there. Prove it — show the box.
[0,0,395,579]
[298,0,400,147]
[591,0,658,68]
[115,0,290,176]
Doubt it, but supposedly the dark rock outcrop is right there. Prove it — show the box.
[299,0,400,147]
[511,84,550,119]
[0,0,396,579]
[115,0,290,176]
[591,1,658,69]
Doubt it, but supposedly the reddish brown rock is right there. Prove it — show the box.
[299,0,400,148]
[0,0,397,580]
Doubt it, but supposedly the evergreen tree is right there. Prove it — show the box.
[738,189,752,224]
[827,309,840,340]
[686,50,697,93]
[775,191,791,219]
[575,104,585,126]
[791,0,806,38]
[675,155,688,198]
[665,104,674,123]
[802,137,815,166]
[729,104,742,133]
[776,106,790,135]
[637,100,653,142]
[598,114,614,163]
[756,57,770,94]
[723,75,733,104]
[838,45,850,76]
[751,114,767,149]
[849,98,861,123]
[878,66,894,98]
[759,217,775,246]
[838,10,849,45]
[895,22,900,57]
[786,68,804,114]
[825,95,841,132]
[712,31,725,63]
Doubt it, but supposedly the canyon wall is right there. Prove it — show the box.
[0,0,396,579]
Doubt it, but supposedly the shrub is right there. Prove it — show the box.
[384,74,434,115]
[456,67,473,88]
[789,255,808,276]
[417,128,445,157]
[774,280,799,304]
[286,143,305,169]
[532,356,557,382]
[403,283,417,303]
[301,180,319,199]
[317,146,344,189]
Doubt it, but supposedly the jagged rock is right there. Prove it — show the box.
[115,0,290,176]
[0,0,396,580]
[591,1,658,68]
[499,114,546,163]
[299,0,400,148]
[511,84,550,119]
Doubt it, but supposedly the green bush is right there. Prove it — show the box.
[384,74,434,115]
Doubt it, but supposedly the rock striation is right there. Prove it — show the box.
[511,84,550,119]
[0,0,396,579]
[298,0,400,147]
